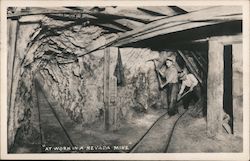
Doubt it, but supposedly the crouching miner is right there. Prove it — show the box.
[178,71,199,109]
[155,56,179,116]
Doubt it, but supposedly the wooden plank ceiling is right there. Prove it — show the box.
[112,6,242,47]
[7,6,184,32]
[8,6,242,51]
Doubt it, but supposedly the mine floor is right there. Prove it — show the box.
[168,110,243,153]
[12,89,243,153]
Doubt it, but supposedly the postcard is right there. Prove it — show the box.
[1,0,249,160]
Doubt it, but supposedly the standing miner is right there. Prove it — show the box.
[154,55,179,116]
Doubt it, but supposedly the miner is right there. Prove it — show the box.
[177,71,199,109]
[155,56,179,116]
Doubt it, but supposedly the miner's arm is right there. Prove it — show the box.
[178,83,186,95]
[156,68,173,89]
[153,60,165,89]
[156,70,165,89]
[158,72,175,89]
[189,74,198,91]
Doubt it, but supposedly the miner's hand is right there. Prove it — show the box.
[155,67,160,73]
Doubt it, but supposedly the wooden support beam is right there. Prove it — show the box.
[89,12,154,24]
[177,50,203,84]
[207,38,224,137]
[113,6,242,46]
[77,7,241,58]
[177,6,212,12]
[103,47,118,131]
[95,23,127,32]
[208,35,242,45]
[7,20,18,108]
[123,6,242,37]
[137,7,168,16]
[93,17,137,32]
[115,19,241,47]
[111,21,132,31]
[68,6,164,23]
[114,19,145,30]
[47,13,97,21]
[110,47,118,131]
[7,20,22,149]
[7,8,89,19]
[137,6,178,17]
[104,47,111,130]
[18,15,46,23]
[232,43,243,136]
[168,6,188,14]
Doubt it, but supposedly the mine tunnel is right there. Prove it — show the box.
[7,6,243,153]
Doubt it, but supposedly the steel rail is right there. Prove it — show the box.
[35,81,76,148]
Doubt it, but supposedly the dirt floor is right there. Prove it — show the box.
[73,107,167,153]
[12,88,167,153]
[167,106,243,153]
[12,89,243,153]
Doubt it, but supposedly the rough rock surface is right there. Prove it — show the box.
[8,17,175,149]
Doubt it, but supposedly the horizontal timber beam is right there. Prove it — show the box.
[112,6,242,45]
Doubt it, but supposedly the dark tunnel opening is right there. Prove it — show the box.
[223,45,233,134]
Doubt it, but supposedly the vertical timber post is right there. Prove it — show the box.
[7,19,18,108]
[7,19,19,149]
[232,43,243,136]
[104,47,111,130]
[207,38,224,137]
[104,47,118,131]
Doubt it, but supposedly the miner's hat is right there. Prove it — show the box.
[178,71,186,79]
[166,56,175,62]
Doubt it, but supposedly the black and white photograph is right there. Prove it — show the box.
[1,0,249,160]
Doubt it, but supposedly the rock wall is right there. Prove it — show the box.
[8,17,110,149]
[8,16,177,149]
[39,49,105,125]
[37,47,175,126]
[8,21,41,150]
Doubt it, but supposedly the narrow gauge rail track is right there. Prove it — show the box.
[34,79,76,152]
[129,108,188,153]
[35,79,123,153]
[34,79,188,153]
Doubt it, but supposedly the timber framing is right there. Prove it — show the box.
[207,34,242,137]
[75,6,241,57]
